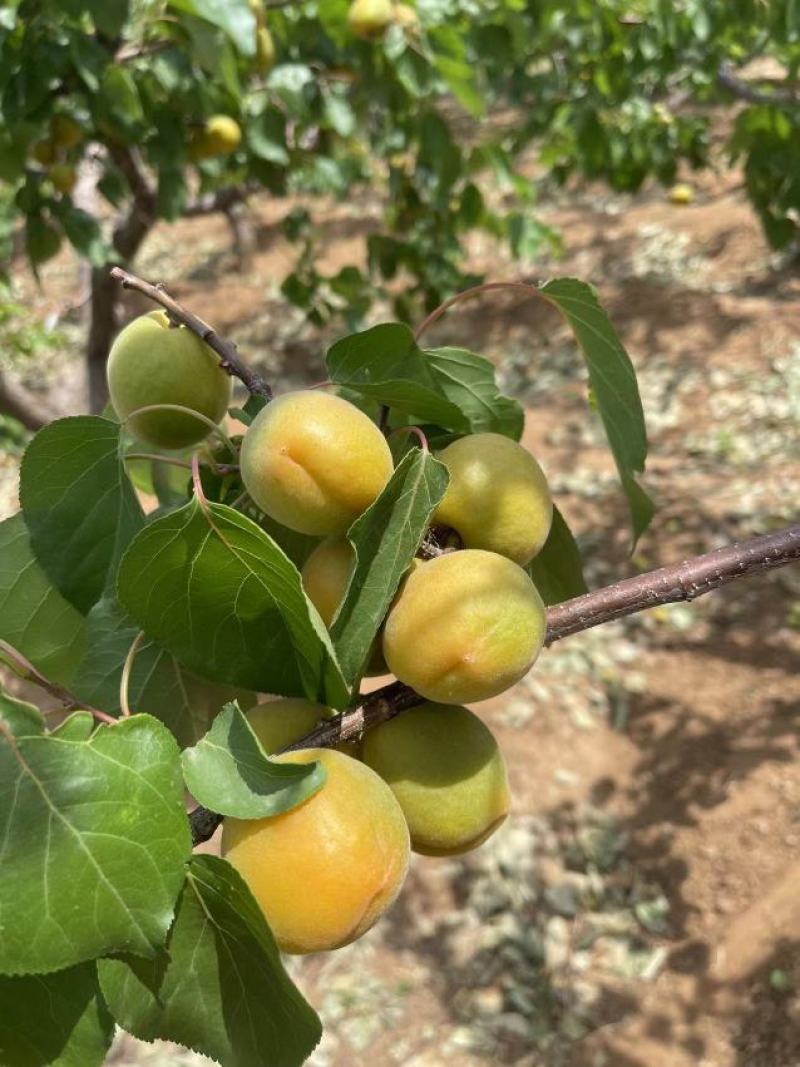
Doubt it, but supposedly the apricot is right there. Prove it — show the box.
[31,138,56,165]
[393,2,419,31]
[107,311,232,449]
[246,697,359,758]
[50,113,82,149]
[363,702,509,855]
[221,748,410,953]
[240,391,394,536]
[300,537,387,675]
[347,0,392,37]
[47,163,77,196]
[189,115,241,160]
[433,433,552,566]
[382,549,546,704]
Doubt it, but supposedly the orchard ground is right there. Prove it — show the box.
[2,159,800,1066]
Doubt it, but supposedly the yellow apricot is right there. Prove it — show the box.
[255,25,276,74]
[240,391,394,536]
[221,748,410,953]
[107,311,232,449]
[247,697,359,758]
[301,537,387,675]
[433,433,552,566]
[347,0,392,37]
[363,702,509,855]
[189,115,241,160]
[383,549,546,704]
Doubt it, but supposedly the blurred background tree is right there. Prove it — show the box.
[0,0,797,412]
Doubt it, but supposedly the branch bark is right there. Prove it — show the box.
[189,522,800,844]
[716,65,798,107]
[110,267,273,399]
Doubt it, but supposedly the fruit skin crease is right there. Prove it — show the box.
[382,548,547,704]
[239,390,394,536]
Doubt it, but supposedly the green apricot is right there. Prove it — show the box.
[107,311,232,450]
[239,390,394,536]
[362,702,510,855]
[382,549,546,704]
[433,433,553,566]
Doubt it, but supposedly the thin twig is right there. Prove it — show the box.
[189,522,800,844]
[110,267,273,400]
[0,640,117,726]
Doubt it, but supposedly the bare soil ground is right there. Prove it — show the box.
[3,159,800,1067]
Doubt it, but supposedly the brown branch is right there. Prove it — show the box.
[183,185,257,218]
[189,522,800,844]
[716,66,798,107]
[109,268,273,400]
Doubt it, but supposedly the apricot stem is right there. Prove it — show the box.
[110,267,273,400]
[119,631,145,718]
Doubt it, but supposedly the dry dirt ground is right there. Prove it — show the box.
[2,159,800,1067]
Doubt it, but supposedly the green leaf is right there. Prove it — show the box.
[167,0,257,56]
[0,687,44,738]
[25,216,61,269]
[247,106,290,165]
[117,500,348,707]
[327,324,523,439]
[0,513,87,684]
[98,67,144,129]
[0,714,191,975]
[181,701,325,818]
[331,449,449,687]
[71,596,256,748]
[20,417,143,613]
[98,855,322,1067]
[0,962,114,1067]
[539,278,654,542]
[526,505,588,606]
[53,205,110,267]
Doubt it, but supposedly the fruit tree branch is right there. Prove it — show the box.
[716,65,798,107]
[109,267,273,400]
[189,522,800,844]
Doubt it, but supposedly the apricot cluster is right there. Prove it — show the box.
[107,327,552,955]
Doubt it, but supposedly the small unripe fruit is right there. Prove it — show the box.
[222,748,410,953]
[255,25,276,74]
[31,138,57,166]
[347,0,392,38]
[301,537,388,675]
[246,697,359,758]
[383,550,546,704]
[363,702,510,855]
[188,115,242,161]
[50,114,82,150]
[47,163,77,195]
[107,311,232,449]
[240,391,394,536]
[433,433,552,566]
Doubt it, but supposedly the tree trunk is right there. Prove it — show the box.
[0,371,51,429]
